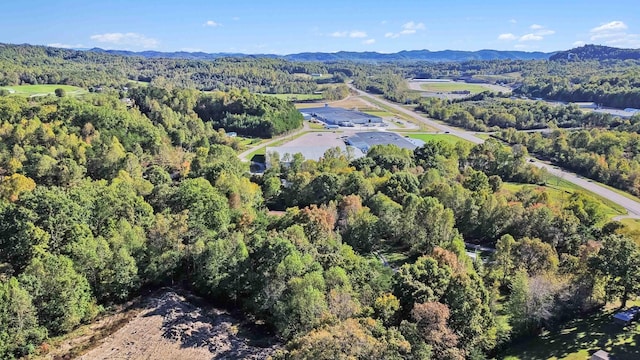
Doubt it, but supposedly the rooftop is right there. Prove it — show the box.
[346,131,423,152]
[303,106,383,125]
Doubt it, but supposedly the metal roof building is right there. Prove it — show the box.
[346,131,424,153]
[303,106,383,126]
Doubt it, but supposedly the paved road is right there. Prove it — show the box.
[237,122,311,161]
[351,86,640,219]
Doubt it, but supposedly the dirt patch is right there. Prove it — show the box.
[44,290,279,360]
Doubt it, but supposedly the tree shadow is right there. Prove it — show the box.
[501,310,640,359]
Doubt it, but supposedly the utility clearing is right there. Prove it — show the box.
[43,289,279,360]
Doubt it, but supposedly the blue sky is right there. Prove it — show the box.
[2,0,639,54]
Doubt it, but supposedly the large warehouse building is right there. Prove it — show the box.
[303,105,383,127]
[346,132,424,153]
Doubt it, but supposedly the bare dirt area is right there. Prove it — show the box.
[43,289,279,360]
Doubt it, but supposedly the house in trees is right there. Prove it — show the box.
[612,306,640,326]
[590,349,610,360]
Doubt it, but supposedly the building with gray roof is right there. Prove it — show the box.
[346,131,424,153]
[303,105,383,126]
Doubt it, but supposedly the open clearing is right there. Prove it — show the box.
[503,177,626,221]
[262,93,323,101]
[500,301,640,360]
[1,84,86,97]
[42,289,279,360]
[407,80,512,98]
[405,133,468,144]
[419,81,499,94]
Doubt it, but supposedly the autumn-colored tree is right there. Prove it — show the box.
[411,302,464,360]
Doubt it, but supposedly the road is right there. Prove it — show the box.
[350,86,640,219]
[237,122,310,161]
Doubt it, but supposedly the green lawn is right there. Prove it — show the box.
[546,175,627,217]
[419,82,493,94]
[503,176,627,221]
[362,110,394,118]
[261,93,323,101]
[1,84,86,97]
[405,133,468,145]
[500,305,640,360]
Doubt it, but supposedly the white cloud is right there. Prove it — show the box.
[402,21,426,31]
[349,31,367,38]
[363,38,376,45]
[507,25,555,43]
[497,33,517,41]
[509,19,517,24]
[514,44,529,50]
[204,20,221,27]
[572,41,586,47]
[519,33,543,42]
[535,29,555,36]
[589,21,640,47]
[47,43,84,49]
[591,21,627,33]
[90,32,159,49]
[330,30,367,38]
[385,21,425,39]
[232,17,240,21]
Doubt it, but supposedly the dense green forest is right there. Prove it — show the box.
[415,95,636,132]
[0,43,338,94]
[1,86,639,359]
[2,43,640,359]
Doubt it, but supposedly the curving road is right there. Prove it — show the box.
[350,85,640,219]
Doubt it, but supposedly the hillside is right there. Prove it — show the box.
[550,44,640,61]
[88,47,551,62]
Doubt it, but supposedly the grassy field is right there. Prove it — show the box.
[262,93,323,101]
[362,110,395,118]
[503,176,627,220]
[405,133,468,145]
[500,301,640,360]
[419,82,493,94]
[1,84,86,97]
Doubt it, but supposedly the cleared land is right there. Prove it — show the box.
[45,290,280,360]
[262,93,323,101]
[1,84,86,97]
[406,133,468,144]
[502,177,626,221]
[418,81,498,94]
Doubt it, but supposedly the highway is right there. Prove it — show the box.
[350,86,640,219]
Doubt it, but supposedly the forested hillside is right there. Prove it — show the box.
[0,43,329,93]
[1,86,639,359]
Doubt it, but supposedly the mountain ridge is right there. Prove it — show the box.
[85,47,552,62]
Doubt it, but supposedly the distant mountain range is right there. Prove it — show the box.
[86,47,552,62]
[549,44,640,61]
[11,43,640,63]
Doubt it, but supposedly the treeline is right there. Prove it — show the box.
[352,72,420,104]
[192,88,303,137]
[498,128,640,196]
[417,96,622,132]
[0,43,338,94]
[516,70,640,109]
